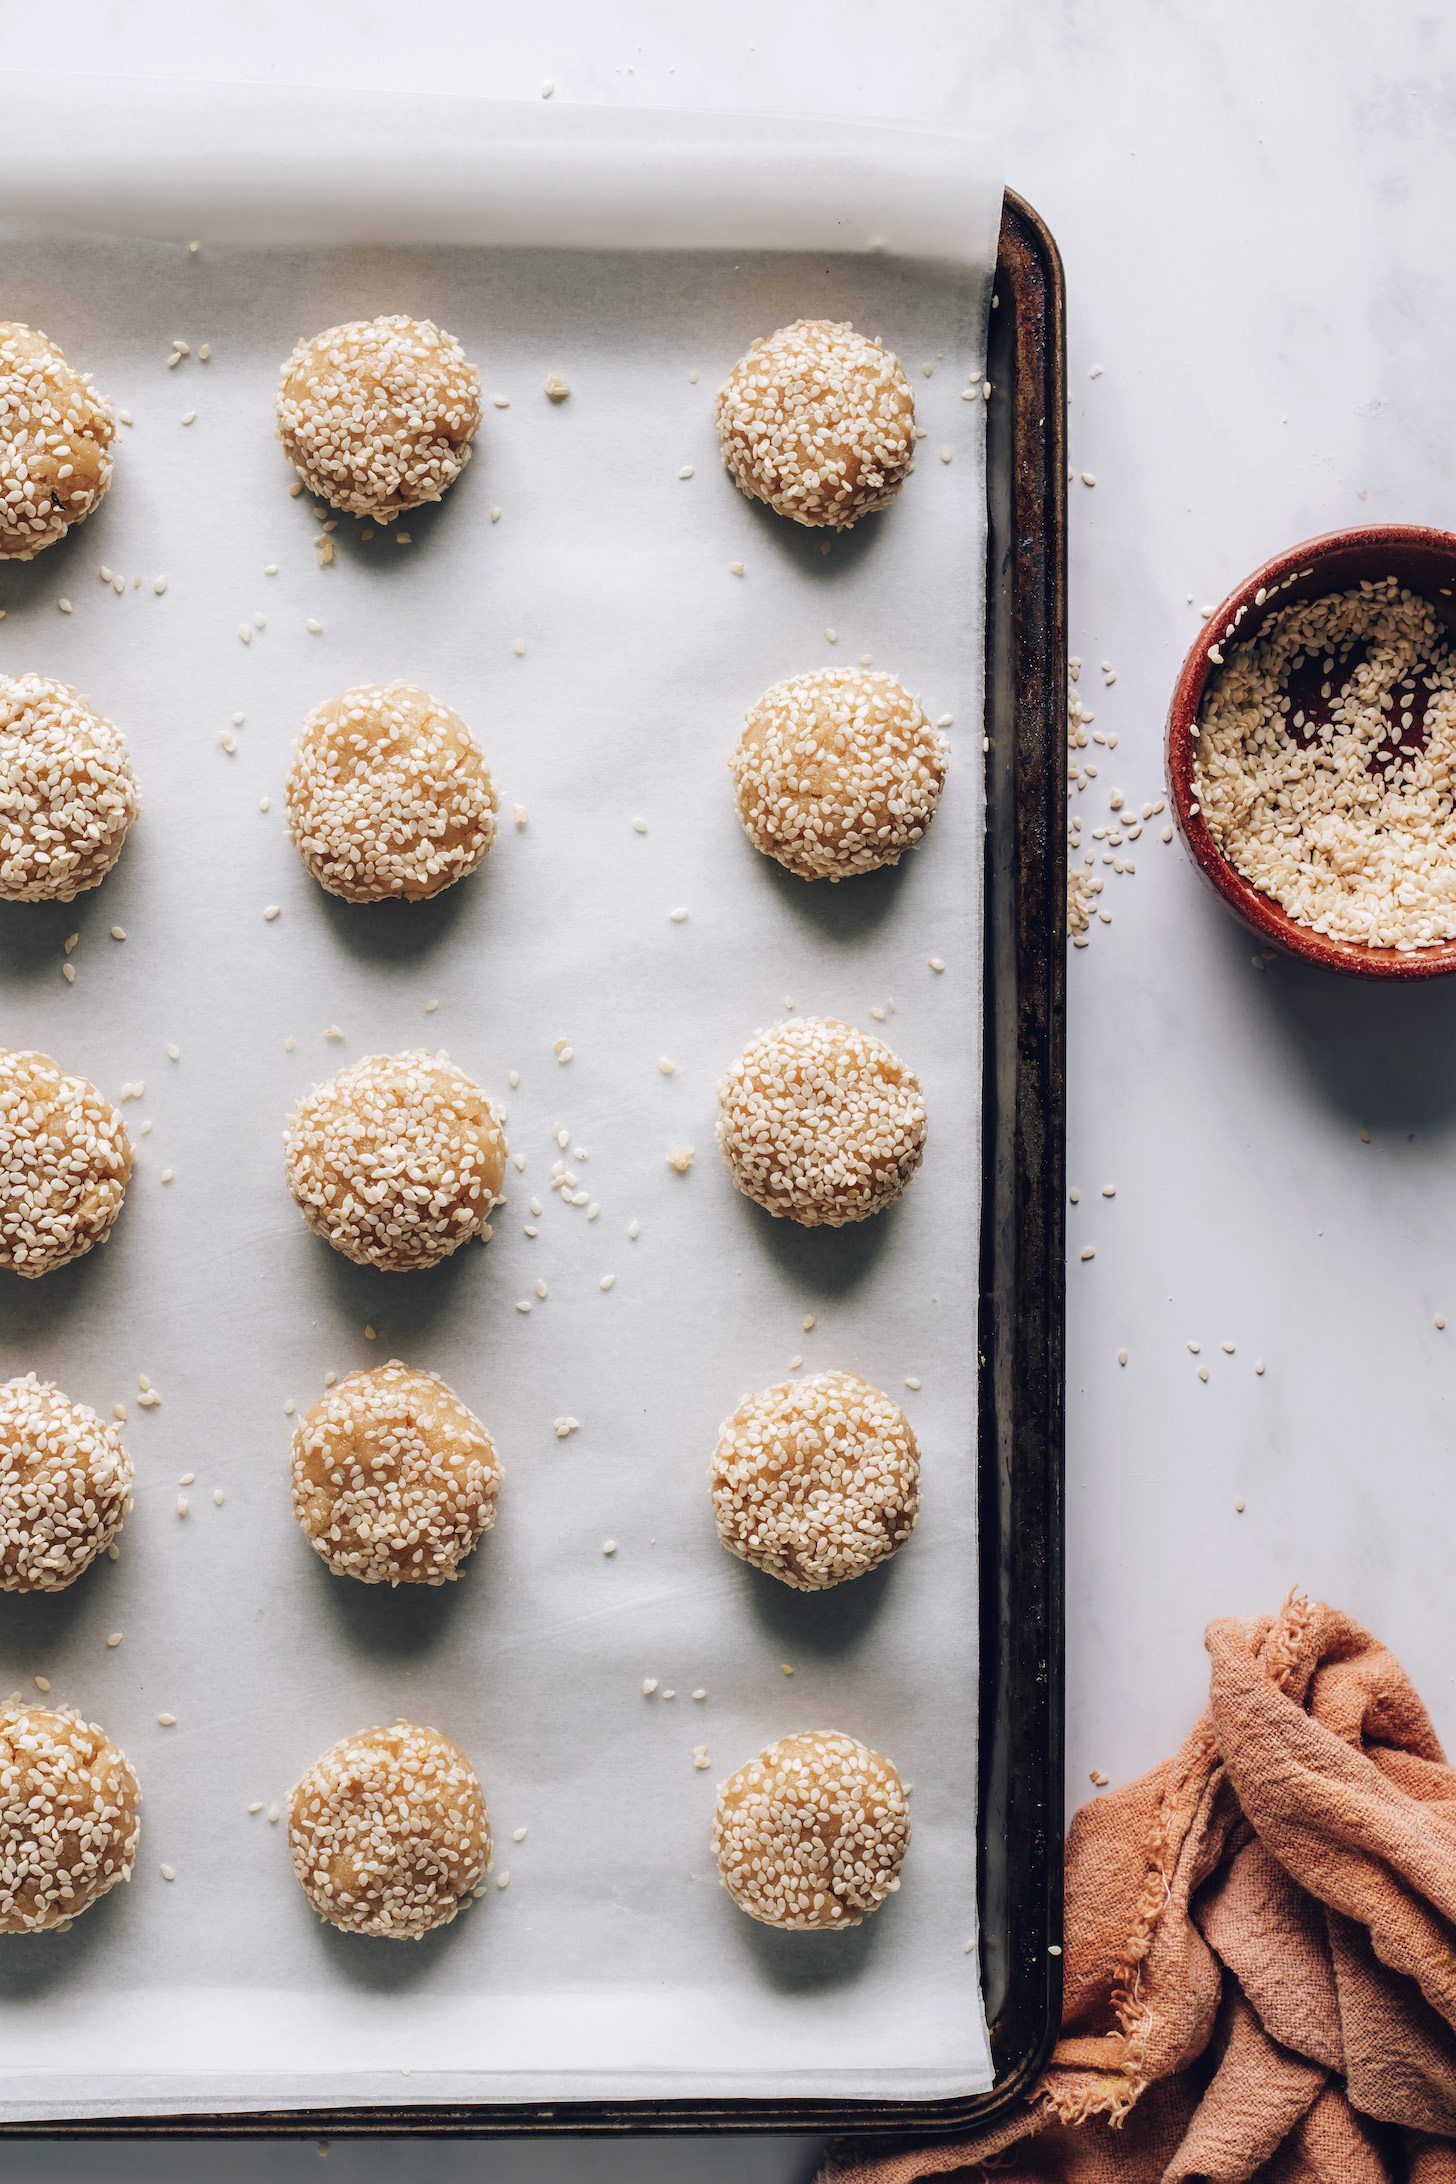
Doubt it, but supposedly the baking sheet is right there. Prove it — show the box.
[0,113,996,2118]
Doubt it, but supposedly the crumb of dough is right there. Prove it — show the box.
[731,667,947,881]
[1,1051,132,1276]
[713,1730,908,1928]
[715,1016,925,1227]
[1,1375,133,1591]
[291,1361,502,1585]
[287,1720,488,1937]
[0,1700,140,1931]
[286,683,498,903]
[713,320,915,531]
[0,676,140,901]
[710,1372,918,1590]
[275,316,481,519]
[0,324,115,560]
[283,1050,506,1272]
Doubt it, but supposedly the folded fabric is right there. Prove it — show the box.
[821,1594,1456,2184]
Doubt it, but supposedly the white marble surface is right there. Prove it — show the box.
[2,0,1454,2176]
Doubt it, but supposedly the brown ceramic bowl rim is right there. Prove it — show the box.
[1165,522,1456,980]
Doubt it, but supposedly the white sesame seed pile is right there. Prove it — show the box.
[287,1720,489,1937]
[275,316,482,519]
[1,1050,132,1277]
[285,682,499,904]
[730,668,948,882]
[0,1375,133,1592]
[712,1730,909,1929]
[713,320,916,531]
[0,1700,140,1932]
[0,675,141,902]
[0,324,115,561]
[291,1362,503,1586]
[1196,579,1456,950]
[284,1050,507,1272]
[716,1016,926,1227]
[710,1371,919,1591]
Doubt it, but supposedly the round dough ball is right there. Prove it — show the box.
[1,1699,140,1932]
[715,1016,926,1228]
[286,682,498,903]
[292,1361,503,1585]
[287,1720,489,1937]
[713,320,915,531]
[711,1372,918,1591]
[284,1050,507,1272]
[0,324,115,561]
[275,316,482,519]
[0,675,140,901]
[1,1374,133,1591]
[731,667,948,882]
[713,1730,909,1930]
[1,1051,132,1278]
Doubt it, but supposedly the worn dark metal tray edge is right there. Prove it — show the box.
[3,186,1066,2146]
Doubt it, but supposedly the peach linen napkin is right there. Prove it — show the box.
[820,1594,1456,2184]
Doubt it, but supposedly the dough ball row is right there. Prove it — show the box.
[3,1702,905,1939]
[1,659,948,908]
[1,1013,926,1288]
[4,309,917,551]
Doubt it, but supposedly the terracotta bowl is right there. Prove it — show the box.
[1165,523,1456,980]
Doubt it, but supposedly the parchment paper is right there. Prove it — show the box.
[0,94,998,2119]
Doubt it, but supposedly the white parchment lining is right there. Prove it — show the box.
[0,86,1000,2119]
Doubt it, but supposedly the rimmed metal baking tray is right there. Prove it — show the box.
[2,185,1066,2146]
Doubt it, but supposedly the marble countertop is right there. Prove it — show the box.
[2,1,1452,2178]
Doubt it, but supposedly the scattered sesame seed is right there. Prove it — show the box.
[1117,1349,1127,1366]
[214,1489,224,1507]
[166,1044,180,1061]
[544,372,569,400]
[516,1300,532,1314]
[666,1146,694,1172]
[1221,1340,1235,1354]
[493,394,510,409]
[535,1278,548,1300]
[181,411,196,426]
[157,1713,176,1727]
[824,627,839,644]
[632,816,648,833]
[509,1071,520,1089]
[600,1274,615,1290]
[1197,1365,1209,1382]
[1081,472,1095,486]
[283,1400,295,1416]
[1255,1359,1266,1375]
[264,564,278,575]
[789,1354,804,1370]
[729,561,744,576]
[160,1863,175,1881]
[658,1057,675,1076]
[261,797,271,813]
[1187,1341,1201,1354]
[1437,1315,1446,1330]
[1359,1129,1371,1143]
[904,1375,921,1390]
[61,963,75,984]
[642,1678,658,1696]
[249,1802,263,1815]
[160,1169,173,1184]
[306,618,322,634]
[490,506,501,523]
[1080,1246,1095,1260]
[940,445,952,463]
[678,465,695,481]
[1235,1497,1246,1513]
[928,956,946,971]
[283,1033,294,1050]
[688,369,700,384]
[1162,825,1173,842]
[263,905,280,921]
[496,1870,510,1889]
[1102,1184,1116,1198]
[289,481,303,497]
[628,1219,641,1239]
[175,1493,187,1514]
[602,1540,617,1555]
[694,1754,711,1770]
[513,638,525,657]
[669,907,688,922]
[781,1664,794,1676]
[268,1806,280,1823]
[57,598,72,615]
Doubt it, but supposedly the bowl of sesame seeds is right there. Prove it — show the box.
[1167,524,1456,977]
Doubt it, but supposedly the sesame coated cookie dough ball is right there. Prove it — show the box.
[292,1362,503,1586]
[1,1052,132,1278]
[0,676,140,901]
[716,1016,926,1228]
[711,1372,919,1591]
[1,1700,140,1932]
[731,667,948,882]
[288,1720,490,1937]
[1,1375,133,1592]
[284,1050,507,1273]
[286,682,498,903]
[276,316,482,519]
[0,325,115,561]
[714,320,916,531]
[713,1730,909,1930]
